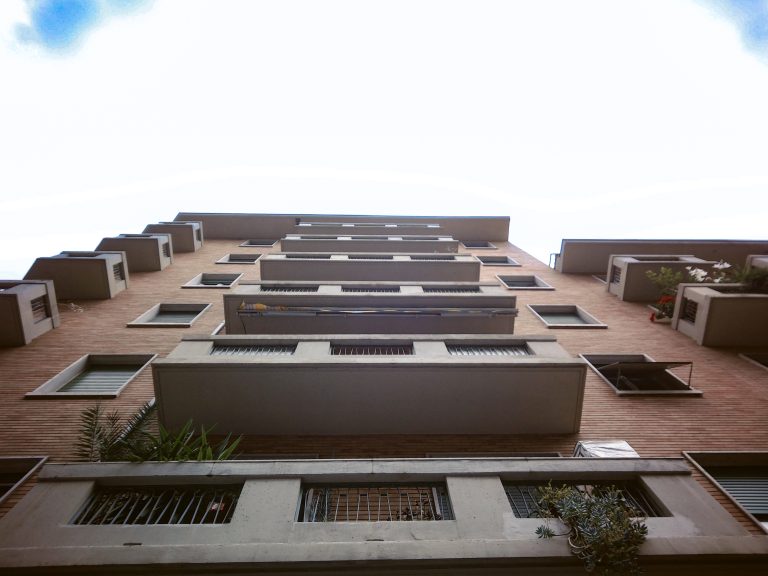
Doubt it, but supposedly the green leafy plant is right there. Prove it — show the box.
[76,401,241,462]
[735,266,768,293]
[535,483,648,576]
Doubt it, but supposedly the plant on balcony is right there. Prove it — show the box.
[76,402,241,462]
[534,483,648,576]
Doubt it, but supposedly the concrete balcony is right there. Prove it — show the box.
[143,221,203,252]
[259,253,480,282]
[223,282,517,334]
[672,283,768,347]
[280,234,459,253]
[153,335,585,435]
[0,280,60,346]
[606,255,714,302]
[1,458,766,575]
[24,251,128,300]
[95,233,173,272]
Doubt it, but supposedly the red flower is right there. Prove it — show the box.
[649,312,656,322]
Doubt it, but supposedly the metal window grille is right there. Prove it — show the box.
[30,296,50,322]
[331,344,414,356]
[503,482,660,519]
[709,467,768,520]
[422,286,481,293]
[286,254,331,259]
[347,255,394,260]
[162,243,171,257]
[211,344,296,356]
[410,255,455,261]
[200,276,234,286]
[299,485,453,522]
[462,241,493,248]
[58,365,139,394]
[501,278,536,288]
[260,285,319,293]
[228,254,259,262]
[112,263,125,282]
[611,265,622,284]
[73,485,241,525]
[681,298,698,322]
[341,286,401,293]
[447,344,530,356]
[244,239,276,246]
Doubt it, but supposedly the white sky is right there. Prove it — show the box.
[1,0,767,277]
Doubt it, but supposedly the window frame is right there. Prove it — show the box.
[127,303,212,328]
[497,274,554,290]
[528,304,607,329]
[182,273,243,289]
[475,255,521,267]
[25,354,156,399]
[581,353,702,396]
[216,253,262,265]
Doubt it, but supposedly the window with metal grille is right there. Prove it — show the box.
[240,239,277,247]
[477,255,520,266]
[298,484,453,522]
[286,254,332,259]
[341,286,401,293]
[461,240,495,249]
[129,303,210,327]
[499,275,553,289]
[422,286,480,293]
[347,255,394,260]
[681,298,698,322]
[503,482,661,518]
[259,285,319,293]
[211,344,296,356]
[58,365,143,394]
[72,484,242,525]
[331,344,414,356]
[447,344,530,356]
[112,262,125,282]
[582,354,696,394]
[218,253,260,264]
[410,255,455,261]
[611,265,622,284]
[162,242,171,257]
[183,273,241,288]
[30,296,50,322]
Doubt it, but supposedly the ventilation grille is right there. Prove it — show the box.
[422,286,481,293]
[30,296,49,322]
[410,255,455,261]
[211,344,296,356]
[341,286,401,293]
[112,263,125,282]
[59,365,138,394]
[286,254,331,259]
[503,482,660,518]
[611,265,622,284]
[260,285,319,293]
[681,298,698,322]
[347,255,393,260]
[331,344,414,356]
[73,485,242,525]
[162,243,171,257]
[447,345,530,357]
[299,485,453,522]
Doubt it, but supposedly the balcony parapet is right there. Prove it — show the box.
[281,234,459,253]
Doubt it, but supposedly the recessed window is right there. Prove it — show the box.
[72,484,242,525]
[498,275,554,290]
[503,481,661,518]
[210,344,296,356]
[581,354,701,396]
[0,456,47,507]
[446,344,530,356]
[528,305,606,328]
[183,273,243,289]
[476,255,520,266]
[239,239,278,247]
[285,254,332,259]
[410,255,455,261]
[298,484,453,522]
[347,255,394,260]
[331,344,414,355]
[461,240,496,249]
[216,253,261,264]
[422,285,481,293]
[341,285,401,293]
[259,285,319,293]
[26,354,155,398]
[127,303,211,328]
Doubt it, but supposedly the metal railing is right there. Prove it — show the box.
[331,344,414,356]
[447,344,530,356]
[211,344,296,356]
[299,485,453,522]
[73,485,242,525]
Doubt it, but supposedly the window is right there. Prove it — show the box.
[503,481,661,518]
[216,253,261,264]
[581,354,701,395]
[210,344,296,356]
[331,344,414,355]
[341,285,401,293]
[461,240,496,249]
[498,275,554,290]
[26,354,155,398]
[476,255,520,266]
[183,273,243,288]
[297,484,453,522]
[410,255,455,261]
[688,453,768,532]
[259,284,319,293]
[446,344,530,356]
[681,298,698,322]
[422,285,481,293]
[0,456,47,507]
[528,305,607,328]
[72,484,242,525]
[127,303,211,328]
[239,239,278,247]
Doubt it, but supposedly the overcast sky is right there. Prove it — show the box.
[1,0,767,277]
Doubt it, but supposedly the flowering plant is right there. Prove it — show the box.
[646,261,734,321]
